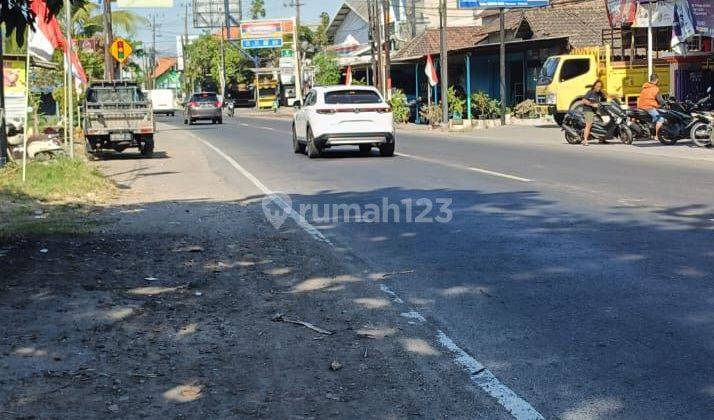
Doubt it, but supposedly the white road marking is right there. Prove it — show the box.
[258,126,275,131]
[437,332,544,420]
[186,132,331,245]
[191,131,543,420]
[397,152,532,183]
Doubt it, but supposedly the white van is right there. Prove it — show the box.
[148,89,176,116]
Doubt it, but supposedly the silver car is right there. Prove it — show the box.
[184,92,222,125]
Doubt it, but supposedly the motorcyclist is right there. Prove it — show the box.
[581,80,606,146]
[637,74,666,139]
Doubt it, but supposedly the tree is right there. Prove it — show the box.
[184,33,249,92]
[71,3,148,37]
[1,0,85,45]
[312,52,340,86]
[250,0,265,19]
[314,12,330,48]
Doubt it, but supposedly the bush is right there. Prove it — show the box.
[513,99,536,119]
[419,104,442,126]
[447,86,465,118]
[389,89,410,124]
[471,91,503,119]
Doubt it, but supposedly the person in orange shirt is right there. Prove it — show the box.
[637,74,666,139]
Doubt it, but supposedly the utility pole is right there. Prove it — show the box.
[293,0,303,102]
[151,15,157,90]
[65,0,74,157]
[374,0,383,94]
[382,0,391,99]
[410,0,417,38]
[499,8,506,126]
[102,0,114,79]
[368,0,377,88]
[0,30,7,167]
[439,0,448,125]
[183,2,190,94]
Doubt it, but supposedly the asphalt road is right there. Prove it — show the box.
[158,114,714,419]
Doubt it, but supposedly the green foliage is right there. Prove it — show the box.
[185,33,249,92]
[513,99,536,119]
[250,0,266,19]
[1,0,83,45]
[313,52,340,86]
[72,3,148,37]
[314,12,331,48]
[419,104,442,126]
[447,86,465,118]
[389,89,410,124]
[471,91,502,118]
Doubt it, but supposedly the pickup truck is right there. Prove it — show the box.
[83,80,155,158]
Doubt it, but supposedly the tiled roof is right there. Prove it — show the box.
[524,1,609,48]
[393,0,610,61]
[393,26,488,61]
[153,57,177,79]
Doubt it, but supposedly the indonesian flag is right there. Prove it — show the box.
[424,54,438,87]
[28,0,65,62]
[66,50,89,86]
[345,65,352,86]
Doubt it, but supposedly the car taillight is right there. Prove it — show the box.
[188,101,198,108]
[215,101,221,107]
[376,107,391,113]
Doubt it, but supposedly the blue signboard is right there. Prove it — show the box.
[241,38,284,49]
[458,0,549,7]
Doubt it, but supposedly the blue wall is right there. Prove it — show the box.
[467,51,525,102]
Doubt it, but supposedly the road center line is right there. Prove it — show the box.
[190,131,543,420]
[397,152,532,183]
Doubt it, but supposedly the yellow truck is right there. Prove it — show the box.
[535,45,670,125]
[256,74,279,109]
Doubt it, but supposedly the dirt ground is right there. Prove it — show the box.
[0,127,505,419]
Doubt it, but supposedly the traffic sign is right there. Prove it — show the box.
[110,37,133,64]
[457,0,548,7]
[280,49,294,57]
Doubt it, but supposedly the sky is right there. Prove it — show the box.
[119,0,343,56]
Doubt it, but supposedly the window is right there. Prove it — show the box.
[324,90,382,104]
[538,57,560,82]
[191,93,218,103]
[87,87,144,103]
[305,91,317,106]
[559,59,590,82]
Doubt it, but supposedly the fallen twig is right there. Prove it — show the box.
[271,313,333,335]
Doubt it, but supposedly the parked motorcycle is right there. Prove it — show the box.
[654,94,711,145]
[690,111,713,148]
[562,100,632,145]
[5,123,65,162]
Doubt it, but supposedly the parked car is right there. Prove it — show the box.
[83,80,155,158]
[292,86,395,158]
[148,89,176,116]
[183,92,222,125]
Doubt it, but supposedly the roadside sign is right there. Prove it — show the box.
[457,0,548,7]
[110,37,133,64]
[281,49,294,57]
[240,19,293,50]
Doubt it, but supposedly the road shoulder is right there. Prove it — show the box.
[0,122,508,418]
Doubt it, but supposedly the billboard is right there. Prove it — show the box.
[239,19,294,50]
[457,0,549,7]
[193,0,241,29]
[605,0,638,27]
[3,59,26,98]
[688,0,713,36]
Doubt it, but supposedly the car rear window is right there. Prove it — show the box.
[324,90,382,104]
[192,93,218,102]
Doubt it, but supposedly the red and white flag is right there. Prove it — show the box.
[28,0,65,62]
[345,65,352,86]
[424,54,439,87]
[65,50,89,86]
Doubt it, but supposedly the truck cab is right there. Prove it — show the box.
[536,46,670,125]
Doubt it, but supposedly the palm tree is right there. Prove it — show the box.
[72,3,148,37]
[250,0,266,20]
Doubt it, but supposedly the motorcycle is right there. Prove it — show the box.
[627,88,712,145]
[5,123,65,162]
[226,99,235,117]
[562,99,632,145]
[689,87,713,148]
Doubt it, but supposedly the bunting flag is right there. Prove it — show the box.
[424,54,439,87]
[66,50,89,86]
[345,65,352,86]
[28,0,65,62]
[671,0,696,55]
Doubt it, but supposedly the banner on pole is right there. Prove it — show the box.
[457,0,548,8]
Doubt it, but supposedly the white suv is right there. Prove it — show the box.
[292,86,395,158]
